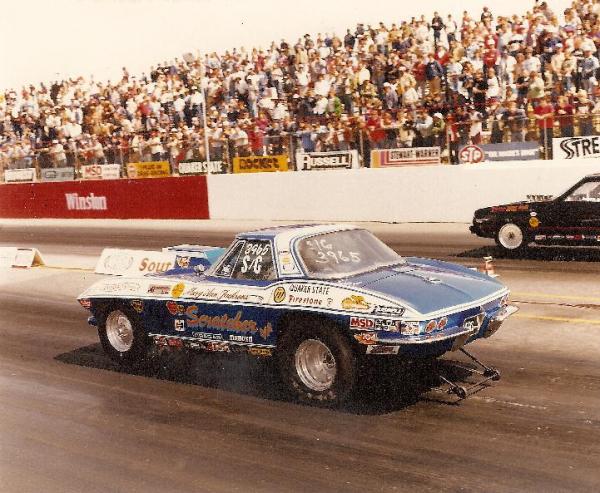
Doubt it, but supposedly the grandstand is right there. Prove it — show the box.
[1,0,600,179]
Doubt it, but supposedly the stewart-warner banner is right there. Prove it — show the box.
[553,136,600,160]
[370,147,441,167]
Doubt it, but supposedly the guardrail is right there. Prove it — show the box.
[2,113,600,183]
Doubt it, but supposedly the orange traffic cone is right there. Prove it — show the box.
[482,256,497,277]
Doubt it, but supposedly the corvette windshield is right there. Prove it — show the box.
[297,229,403,279]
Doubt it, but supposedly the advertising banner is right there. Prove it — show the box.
[178,160,226,175]
[95,248,179,276]
[459,142,540,164]
[40,167,75,182]
[370,147,440,167]
[296,150,360,170]
[126,161,171,179]
[0,176,209,219]
[4,168,36,183]
[81,163,122,180]
[553,136,600,160]
[232,155,288,174]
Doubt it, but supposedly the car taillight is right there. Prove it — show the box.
[78,298,91,309]
[425,320,438,333]
[437,317,448,330]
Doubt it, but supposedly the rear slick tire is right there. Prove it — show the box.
[277,319,356,407]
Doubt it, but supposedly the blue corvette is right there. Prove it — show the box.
[78,224,517,405]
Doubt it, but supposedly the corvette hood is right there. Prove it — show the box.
[343,258,506,315]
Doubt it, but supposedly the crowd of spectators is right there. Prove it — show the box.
[2,0,600,174]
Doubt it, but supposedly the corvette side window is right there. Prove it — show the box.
[214,240,275,280]
[215,241,245,277]
[231,240,275,280]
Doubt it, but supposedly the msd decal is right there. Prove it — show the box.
[350,317,375,329]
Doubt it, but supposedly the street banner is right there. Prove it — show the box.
[178,160,226,175]
[553,136,600,160]
[459,142,539,164]
[40,167,75,182]
[232,155,288,173]
[81,163,122,180]
[4,168,36,183]
[370,147,440,167]
[126,161,171,179]
[296,150,360,170]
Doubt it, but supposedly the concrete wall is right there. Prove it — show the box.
[208,159,600,222]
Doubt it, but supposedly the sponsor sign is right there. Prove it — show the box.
[459,142,539,164]
[178,160,226,175]
[126,161,171,179]
[65,192,107,211]
[371,147,440,167]
[81,163,121,180]
[0,247,45,269]
[553,136,600,160]
[40,167,75,182]
[4,168,36,183]
[296,150,360,170]
[0,176,209,219]
[95,248,177,276]
[232,155,288,173]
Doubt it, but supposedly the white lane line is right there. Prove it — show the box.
[472,396,548,410]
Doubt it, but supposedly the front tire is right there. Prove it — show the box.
[98,306,149,365]
[495,222,529,254]
[277,319,357,407]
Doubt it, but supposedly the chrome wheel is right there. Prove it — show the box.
[294,339,337,392]
[497,223,524,250]
[105,310,134,352]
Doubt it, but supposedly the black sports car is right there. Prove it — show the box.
[470,174,600,253]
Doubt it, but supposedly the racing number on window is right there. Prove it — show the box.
[241,242,270,275]
[305,238,360,265]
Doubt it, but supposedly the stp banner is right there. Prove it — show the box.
[0,176,209,219]
[370,147,441,167]
[126,161,171,179]
[459,142,540,164]
[232,155,288,173]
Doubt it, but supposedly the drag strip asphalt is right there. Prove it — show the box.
[1,222,599,492]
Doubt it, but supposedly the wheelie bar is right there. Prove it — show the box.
[436,347,501,401]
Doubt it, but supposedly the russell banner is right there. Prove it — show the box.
[4,168,36,183]
[81,163,122,180]
[178,160,226,175]
[40,167,75,182]
[296,150,360,170]
[232,155,288,173]
[126,161,171,179]
[370,147,440,167]
[553,136,600,160]
[459,142,540,164]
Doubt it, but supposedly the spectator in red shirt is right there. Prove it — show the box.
[535,95,555,158]
[555,95,574,137]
